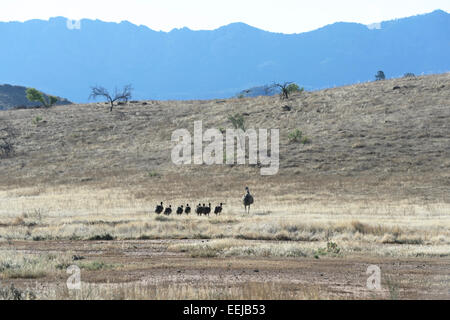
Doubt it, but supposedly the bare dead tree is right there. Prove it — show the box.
[272,82,293,100]
[89,85,133,112]
[0,122,17,158]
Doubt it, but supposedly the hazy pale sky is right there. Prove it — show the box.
[1,0,448,33]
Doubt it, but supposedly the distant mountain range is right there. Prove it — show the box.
[0,10,448,102]
[0,84,71,110]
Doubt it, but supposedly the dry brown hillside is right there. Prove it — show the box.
[1,73,449,203]
[1,74,449,300]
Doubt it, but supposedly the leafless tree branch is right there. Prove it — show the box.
[272,82,293,100]
[89,85,133,112]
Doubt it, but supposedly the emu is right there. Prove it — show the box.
[201,203,207,216]
[196,203,203,216]
[242,187,254,214]
[185,204,191,214]
[176,205,184,215]
[164,205,172,215]
[155,202,163,214]
[214,203,223,215]
[204,203,211,216]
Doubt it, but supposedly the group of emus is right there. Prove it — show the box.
[154,187,254,216]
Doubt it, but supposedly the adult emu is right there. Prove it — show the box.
[242,187,254,214]
[204,203,211,216]
[196,203,203,216]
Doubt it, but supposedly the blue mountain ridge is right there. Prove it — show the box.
[0,10,448,102]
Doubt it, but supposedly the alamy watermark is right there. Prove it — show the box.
[66,265,81,290]
[366,265,382,291]
[171,121,279,175]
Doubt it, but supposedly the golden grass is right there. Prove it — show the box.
[0,185,449,258]
[28,281,328,300]
[0,249,72,280]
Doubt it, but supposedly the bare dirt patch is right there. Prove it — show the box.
[1,240,448,299]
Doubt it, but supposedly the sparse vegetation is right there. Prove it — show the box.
[286,83,304,95]
[88,234,115,241]
[301,136,311,144]
[271,82,304,100]
[326,241,340,254]
[89,85,133,112]
[288,129,302,142]
[375,70,386,81]
[288,129,310,144]
[79,261,113,271]
[147,170,160,178]
[0,250,72,280]
[384,275,400,300]
[314,242,341,258]
[155,215,171,222]
[0,123,16,158]
[26,88,58,108]
[228,113,245,131]
[32,116,43,126]
[273,82,295,100]
[12,281,326,300]
[0,284,36,300]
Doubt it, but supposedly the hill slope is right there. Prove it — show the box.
[0,10,448,102]
[0,73,449,203]
[0,74,449,301]
[0,84,72,110]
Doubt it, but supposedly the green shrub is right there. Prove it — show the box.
[286,83,304,95]
[80,261,111,271]
[26,88,58,108]
[288,129,302,143]
[273,82,301,100]
[314,242,341,257]
[32,116,43,125]
[326,241,341,254]
[147,170,160,178]
[88,234,114,241]
[228,113,245,131]
[375,71,386,81]
[300,136,311,144]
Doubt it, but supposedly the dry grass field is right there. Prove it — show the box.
[0,73,449,299]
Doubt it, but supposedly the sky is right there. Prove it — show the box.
[1,0,449,33]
